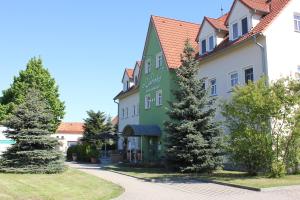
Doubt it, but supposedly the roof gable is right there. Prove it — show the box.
[196,14,228,42]
[151,15,200,69]
[121,68,133,82]
[199,0,291,61]
[225,0,270,25]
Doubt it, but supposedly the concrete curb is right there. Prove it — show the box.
[104,168,300,192]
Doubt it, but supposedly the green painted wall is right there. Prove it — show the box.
[139,22,176,161]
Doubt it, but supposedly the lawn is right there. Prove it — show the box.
[104,164,300,189]
[0,168,123,200]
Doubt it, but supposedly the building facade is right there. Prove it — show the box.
[53,122,84,153]
[114,0,300,163]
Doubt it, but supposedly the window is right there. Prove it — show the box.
[156,90,162,106]
[156,52,163,68]
[145,95,151,109]
[245,68,254,84]
[294,14,300,32]
[134,76,138,85]
[241,17,248,35]
[126,107,128,118]
[210,79,217,96]
[122,108,125,119]
[201,39,207,54]
[145,59,151,74]
[232,22,239,40]
[133,105,136,116]
[61,136,64,140]
[230,72,239,88]
[208,35,214,51]
[126,81,129,90]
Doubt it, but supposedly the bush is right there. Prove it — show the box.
[66,146,77,161]
[66,143,100,163]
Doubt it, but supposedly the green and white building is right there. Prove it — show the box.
[114,0,300,163]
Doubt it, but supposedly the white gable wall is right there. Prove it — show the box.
[133,65,140,84]
[228,1,262,41]
[198,21,216,53]
[197,38,266,122]
[264,0,300,82]
[118,92,139,133]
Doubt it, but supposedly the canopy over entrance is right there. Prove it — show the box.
[123,125,161,137]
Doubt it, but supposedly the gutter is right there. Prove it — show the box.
[252,33,269,84]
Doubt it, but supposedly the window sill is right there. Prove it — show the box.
[210,94,218,97]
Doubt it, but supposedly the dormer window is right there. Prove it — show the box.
[201,39,207,54]
[241,17,248,35]
[134,76,138,85]
[145,59,151,74]
[126,81,129,90]
[208,35,214,51]
[232,22,239,40]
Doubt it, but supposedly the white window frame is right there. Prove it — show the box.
[294,13,300,32]
[122,108,125,119]
[232,21,239,40]
[241,16,248,35]
[133,105,136,116]
[210,78,217,96]
[201,39,207,54]
[208,35,215,51]
[244,66,254,84]
[156,52,163,68]
[156,90,162,106]
[229,71,239,89]
[145,59,151,74]
[145,95,151,110]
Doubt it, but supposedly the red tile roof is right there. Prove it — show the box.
[112,116,118,126]
[125,68,134,79]
[196,14,228,42]
[200,0,291,61]
[151,15,200,69]
[225,0,270,24]
[56,122,84,134]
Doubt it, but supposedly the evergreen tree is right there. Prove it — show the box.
[81,110,110,145]
[0,57,65,130]
[164,40,223,173]
[0,89,65,174]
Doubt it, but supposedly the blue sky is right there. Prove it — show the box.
[0,0,232,122]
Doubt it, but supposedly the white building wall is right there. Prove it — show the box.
[118,92,139,133]
[197,38,266,121]
[228,1,262,41]
[51,133,82,153]
[0,127,13,156]
[264,0,300,82]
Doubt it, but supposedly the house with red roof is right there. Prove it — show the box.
[196,0,299,121]
[114,0,300,163]
[53,122,84,153]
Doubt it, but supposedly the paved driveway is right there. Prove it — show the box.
[69,163,300,200]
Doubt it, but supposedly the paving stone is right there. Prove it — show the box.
[68,163,300,200]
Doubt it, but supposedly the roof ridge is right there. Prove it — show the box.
[151,15,200,26]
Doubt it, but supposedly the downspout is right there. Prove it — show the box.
[252,34,269,85]
[113,99,122,150]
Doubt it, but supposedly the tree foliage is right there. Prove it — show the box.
[0,89,65,174]
[222,77,300,176]
[81,110,115,146]
[0,57,65,130]
[164,40,223,173]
